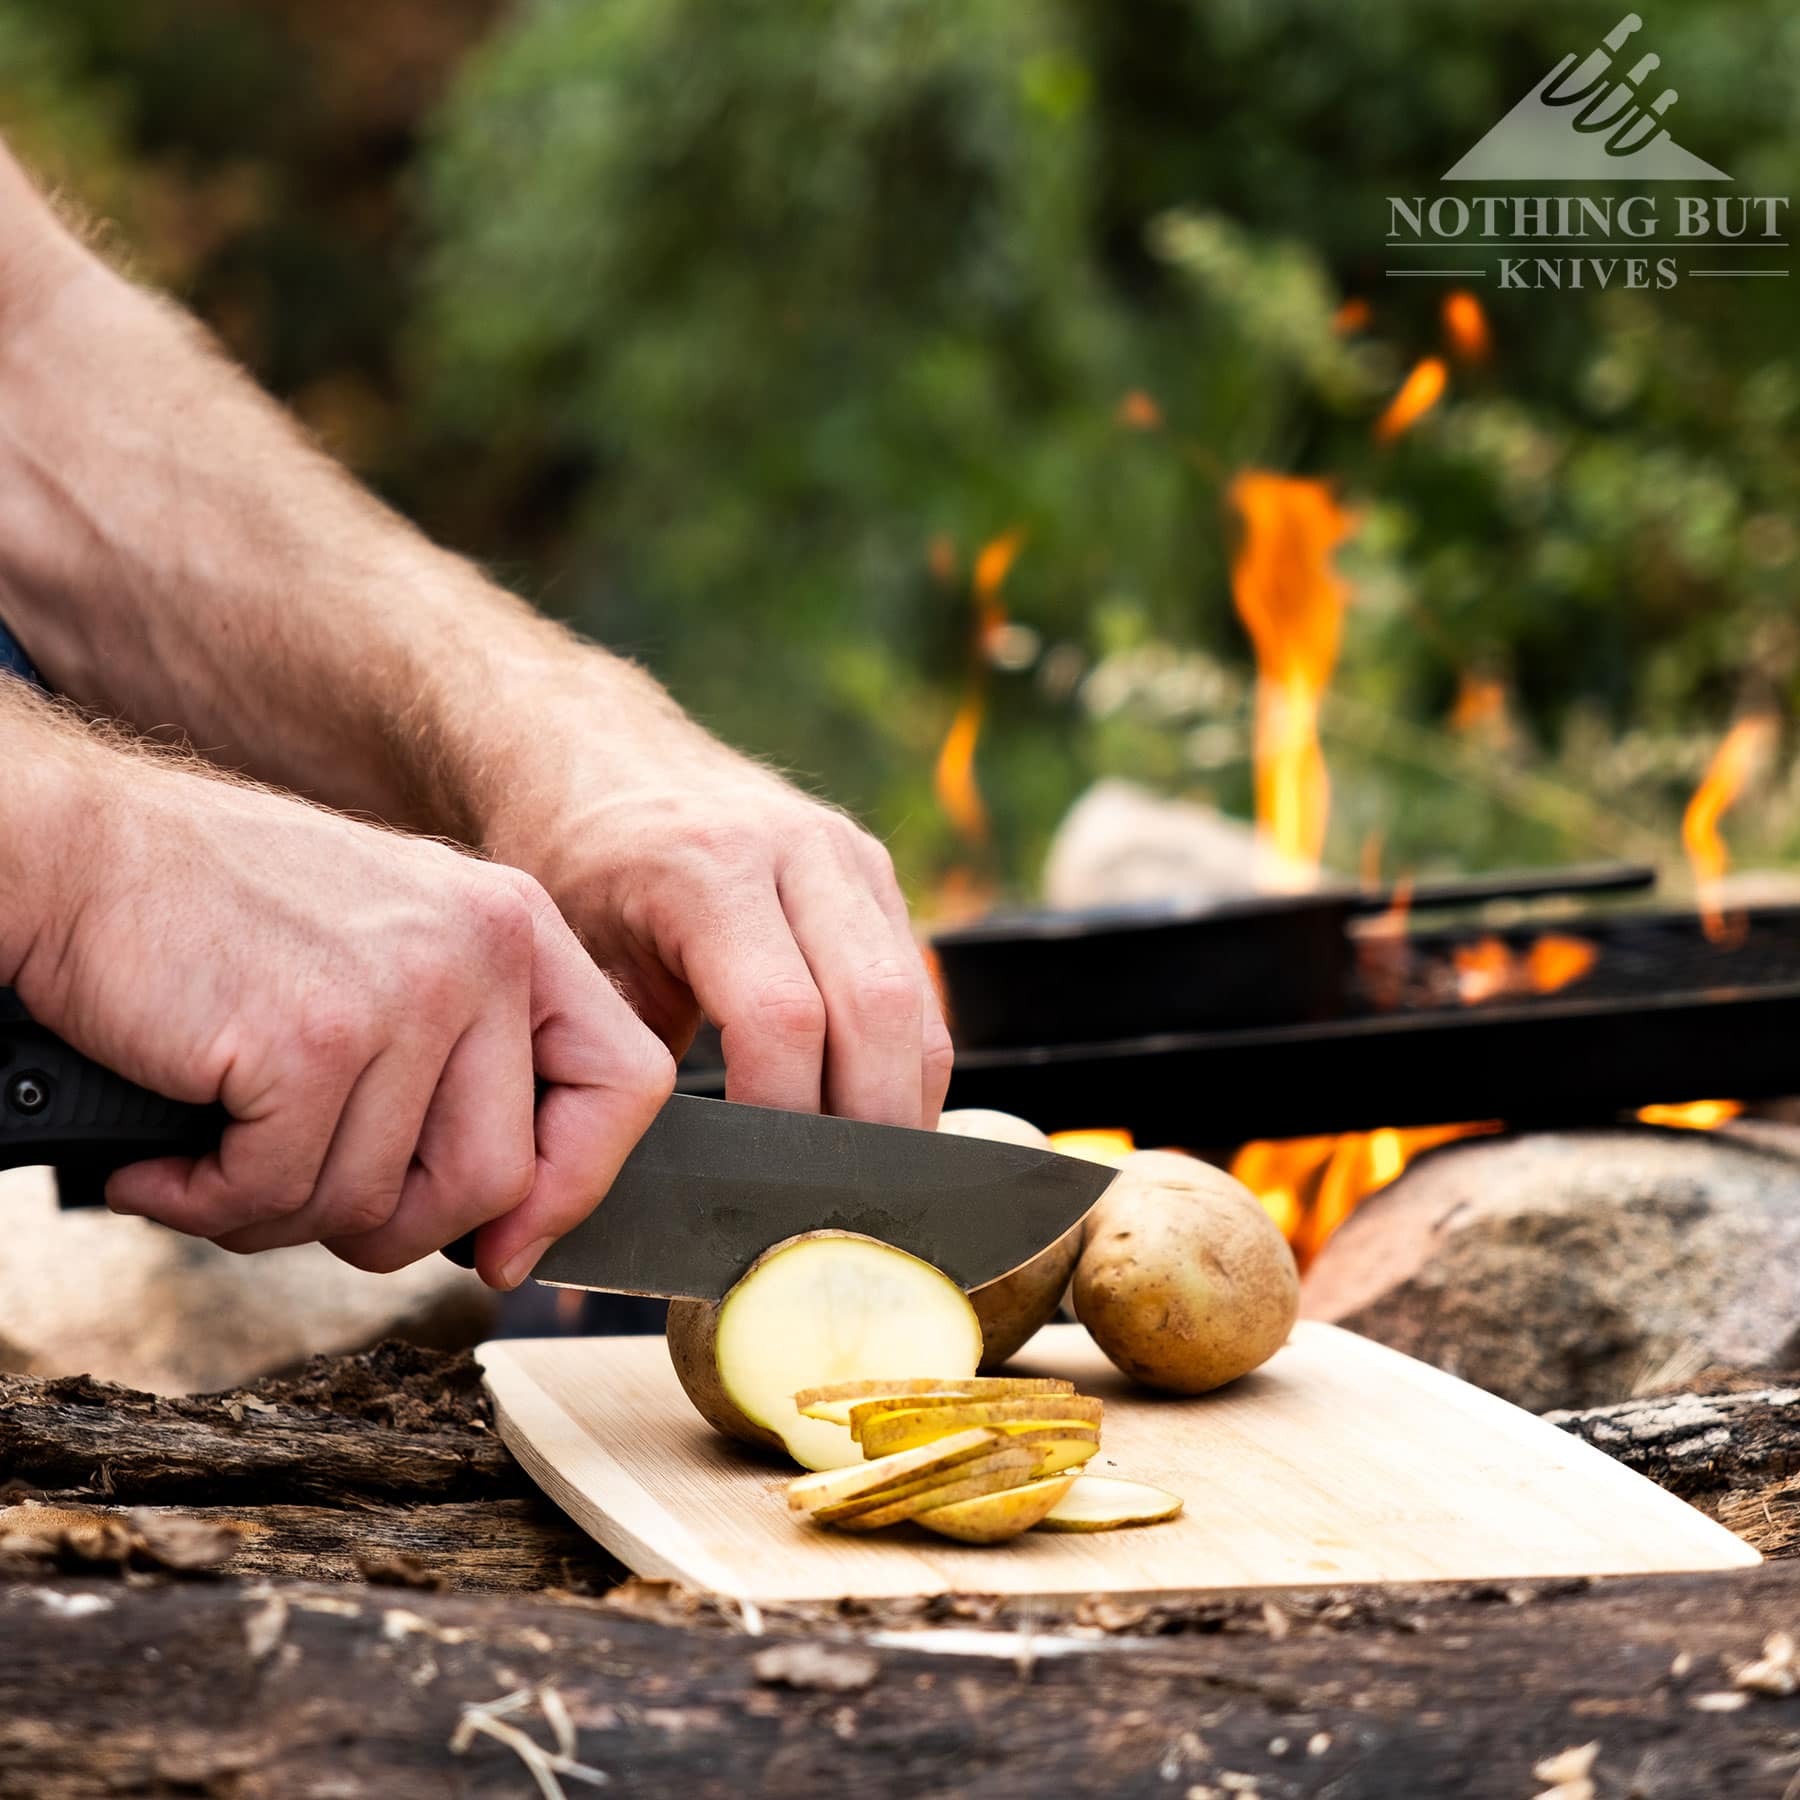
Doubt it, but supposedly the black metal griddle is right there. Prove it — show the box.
[933,906,1800,1143]
[927,863,1657,1047]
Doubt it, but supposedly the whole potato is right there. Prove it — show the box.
[1073,1153,1298,1394]
[938,1108,1083,1369]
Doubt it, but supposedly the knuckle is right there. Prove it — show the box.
[322,1184,402,1241]
[922,1017,956,1074]
[749,971,828,1048]
[844,957,921,1030]
[464,878,536,964]
[628,1037,679,1109]
[293,1005,364,1073]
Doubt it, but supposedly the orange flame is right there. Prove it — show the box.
[1442,291,1491,362]
[1684,716,1777,942]
[1228,473,1357,877]
[1232,1122,1499,1262]
[1637,1099,1744,1130]
[1115,389,1163,430]
[1048,1128,1137,1166]
[1332,297,1372,336]
[1453,933,1597,1004]
[932,529,1026,862]
[1449,671,1511,744]
[933,694,990,846]
[1375,356,1448,442]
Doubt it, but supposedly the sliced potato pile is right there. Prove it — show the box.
[784,1376,1181,1545]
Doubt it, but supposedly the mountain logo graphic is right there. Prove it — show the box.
[1446,14,1730,182]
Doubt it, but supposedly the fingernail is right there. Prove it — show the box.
[500,1237,555,1290]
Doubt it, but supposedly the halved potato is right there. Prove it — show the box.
[938,1109,1085,1368]
[668,1231,983,1470]
[1038,1474,1184,1531]
[785,1427,1001,1515]
[917,1474,1077,1544]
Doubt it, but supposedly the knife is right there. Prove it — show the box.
[0,991,1112,1298]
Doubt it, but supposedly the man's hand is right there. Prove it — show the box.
[1,701,674,1288]
[479,700,956,1128]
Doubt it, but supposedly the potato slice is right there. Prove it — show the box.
[797,1375,1075,1427]
[810,1446,1038,1525]
[671,1232,983,1470]
[858,1397,1103,1458]
[847,1391,1097,1439]
[1037,1475,1185,1531]
[1005,1429,1100,1477]
[838,1460,1041,1532]
[917,1474,1077,1544]
[820,1447,1044,1533]
[785,1427,1000,1514]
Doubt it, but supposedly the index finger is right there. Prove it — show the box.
[471,885,675,1288]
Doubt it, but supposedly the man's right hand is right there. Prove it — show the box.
[5,727,674,1289]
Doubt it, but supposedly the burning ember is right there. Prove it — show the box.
[1374,356,1448,443]
[1683,716,1778,942]
[1115,389,1163,430]
[1452,933,1597,1005]
[1637,1099,1744,1130]
[1442,291,1491,362]
[1228,472,1357,880]
[1449,670,1512,745]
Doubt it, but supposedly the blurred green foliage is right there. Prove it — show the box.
[6,0,1800,900]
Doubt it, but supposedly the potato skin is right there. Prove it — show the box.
[1073,1154,1298,1394]
[970,1223,1084,1369]
[938,1109,1078,1369]
[665,1296,784,1451]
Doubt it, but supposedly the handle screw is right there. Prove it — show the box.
[8,1072,50,1116]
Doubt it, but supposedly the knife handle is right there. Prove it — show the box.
[0,994,225,1207]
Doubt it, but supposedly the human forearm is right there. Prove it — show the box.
[0,143,647,838]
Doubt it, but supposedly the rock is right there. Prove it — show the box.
[1042,779,1319,909]
[0,1167,495,1395]
[1300,1126,1800,1413]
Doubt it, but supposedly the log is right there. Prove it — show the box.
[0,1342,624,1592]
[5,1567,1800,1798]
[1547,1386,1800,1557]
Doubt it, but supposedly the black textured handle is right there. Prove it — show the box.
[0,991,225,1205]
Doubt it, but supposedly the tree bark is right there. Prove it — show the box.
[6,1567,1800,1799]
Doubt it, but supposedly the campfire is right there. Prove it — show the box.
[928,286,1792,1266]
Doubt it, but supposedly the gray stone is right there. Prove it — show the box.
[0,1167,495,1395]
[1299,1126,1800,1412]
[1042,779,1320,909]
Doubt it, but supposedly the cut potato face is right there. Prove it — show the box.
[857,1396,1103,1458]
[917,1474,1077,1544]
[796,1375,1075,1428]
[1038,1475,1185,1531]
[704,1233,982,1470]
[784,1428,1002,1514]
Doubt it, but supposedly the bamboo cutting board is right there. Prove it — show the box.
[476,1323,1757,1602]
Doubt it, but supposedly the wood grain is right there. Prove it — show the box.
[478,1322,1759,1602]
